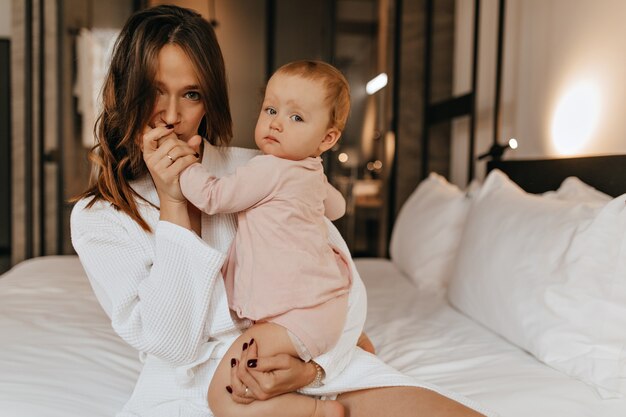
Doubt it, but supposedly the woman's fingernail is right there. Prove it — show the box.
[226,386,233,394]
[242,342,248,351]
[249,338,255,346]
[194,152,200,158]
[231,358,237,368]
[247,359,257,368]
[165,124,174,129]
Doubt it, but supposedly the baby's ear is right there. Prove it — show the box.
[318,128,341,154]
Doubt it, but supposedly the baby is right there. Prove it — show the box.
[180,60,354,417]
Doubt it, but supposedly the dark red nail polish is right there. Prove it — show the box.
[247,359,257,368]
[194,152,200,158]
[242,342,248,351]
[226,386,232,394]
[231,358,237,367]
[165,124,174,129]
[249,338,255,346]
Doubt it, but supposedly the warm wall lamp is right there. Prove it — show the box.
[477,138,518,161]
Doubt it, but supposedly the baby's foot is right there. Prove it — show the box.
[312,399,345,417]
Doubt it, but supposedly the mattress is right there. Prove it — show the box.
[1,255,624,416]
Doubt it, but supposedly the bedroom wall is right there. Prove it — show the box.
[452,0,626,186]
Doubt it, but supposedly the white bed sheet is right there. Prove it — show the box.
[1,256,625,416]
[0,256,140,417]
[356,258,626,417]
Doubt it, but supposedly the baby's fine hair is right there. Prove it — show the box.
[275,60,351,131]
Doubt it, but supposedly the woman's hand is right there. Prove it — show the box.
[141,125,200,204]
[228,339,316,404]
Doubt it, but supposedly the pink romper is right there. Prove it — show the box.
[180,154,351,359]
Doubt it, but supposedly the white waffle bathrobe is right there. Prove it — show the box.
[71,144,493,417]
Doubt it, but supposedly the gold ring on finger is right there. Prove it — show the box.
[166,154,174,163]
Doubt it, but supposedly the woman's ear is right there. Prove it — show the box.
[318,128,342,154]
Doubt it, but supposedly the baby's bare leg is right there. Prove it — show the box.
[208,322,343,417]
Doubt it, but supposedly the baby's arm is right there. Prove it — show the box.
[323,177,346,221]
[180,159,273,214]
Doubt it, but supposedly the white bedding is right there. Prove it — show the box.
[1,255,624,416]
[357,258,626,417]
[0,256,139,417]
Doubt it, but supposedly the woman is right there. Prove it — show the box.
[71,5,491,417]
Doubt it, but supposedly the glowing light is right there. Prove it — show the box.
[366,73,388,95]
[508,138,518,150]
[551,82,600,155]
[338,152,349,163]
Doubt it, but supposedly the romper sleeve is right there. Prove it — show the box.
[309,218,366,383]
[179,158,276,215]
[323,176,346,221]
[70,199,227,365]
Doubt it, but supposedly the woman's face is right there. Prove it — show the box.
[150,44,205,142]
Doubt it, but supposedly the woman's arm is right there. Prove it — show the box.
[141,126,201,230]
[72,127,231,365]
[224,339,317,403]
[71,203,227,365]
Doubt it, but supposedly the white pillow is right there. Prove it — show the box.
[448,169,626,398]
[543,176,612,204]
[542,194,626,398]
[389,173,469,291]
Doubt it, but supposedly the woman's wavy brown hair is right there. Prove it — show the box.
[74,5,232,231]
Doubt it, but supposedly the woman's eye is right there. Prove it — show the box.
[156,89,165,96]
[290,114,304,122]
[265,107,277,115]
[185,91,201,101]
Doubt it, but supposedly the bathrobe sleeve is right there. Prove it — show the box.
[71,199,227,366]
[309,218,367,384]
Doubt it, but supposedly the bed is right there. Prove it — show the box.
[1,155,626,416]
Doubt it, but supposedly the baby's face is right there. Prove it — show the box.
[254,73,336,160]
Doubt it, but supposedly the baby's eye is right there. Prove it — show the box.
[184,91,201,101]
[290,114,304,122]
[265,107,277,115]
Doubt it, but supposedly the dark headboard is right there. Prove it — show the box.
[487,155,626,197]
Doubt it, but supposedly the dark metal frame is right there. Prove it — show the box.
[22,0,66,259]
[56,0,65,255]
[0,39,11,258]
[38,0,46,255]
[492,0,506,149]
[24,0,34,259]
[265,0,276,80]
[420,0,508,177]
[421,0,482,182]
[387,0,403,242]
